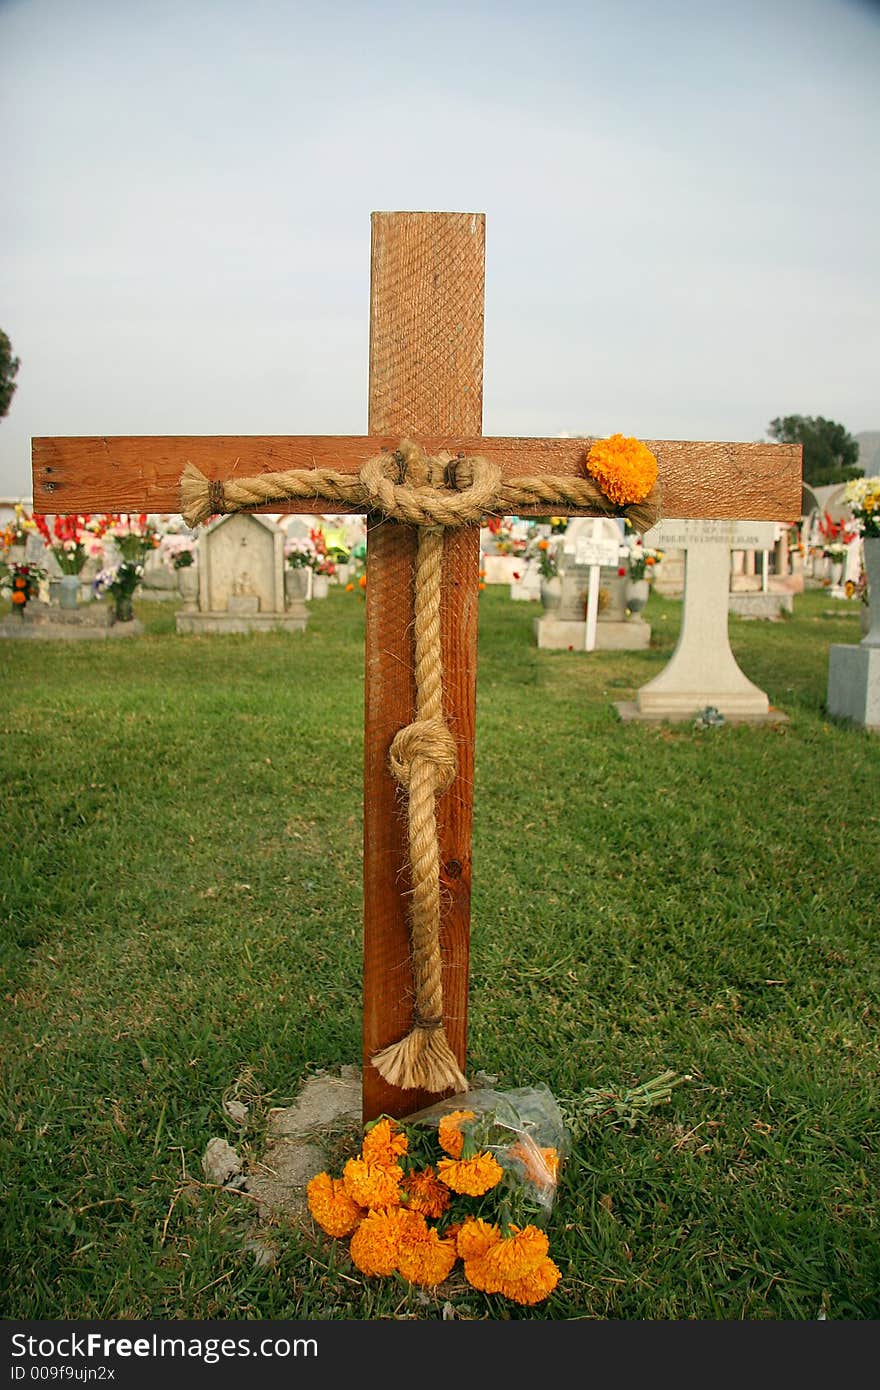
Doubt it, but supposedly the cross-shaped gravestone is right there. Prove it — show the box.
[618,517,781,723]
[31,211,802,1123]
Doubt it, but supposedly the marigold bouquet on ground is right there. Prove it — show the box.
[307,1085,569,1306]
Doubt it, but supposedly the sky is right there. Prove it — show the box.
[1,0,879,501]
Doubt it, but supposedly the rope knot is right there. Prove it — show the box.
[358,439,503,526]
[389,717,457,794]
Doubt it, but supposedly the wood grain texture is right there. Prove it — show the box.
[31,435,803,522]
[362,212,484,1122]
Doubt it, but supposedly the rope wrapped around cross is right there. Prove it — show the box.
[180,435,661,1093]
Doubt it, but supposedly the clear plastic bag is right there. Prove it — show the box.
[403,1083,570,1220]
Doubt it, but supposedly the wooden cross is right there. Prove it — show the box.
[31,211,802,1124]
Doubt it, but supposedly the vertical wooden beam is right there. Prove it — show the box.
[362,211,485,1122]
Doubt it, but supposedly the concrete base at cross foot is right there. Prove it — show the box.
[534,616,651,650]
[176,609,308,635]
[826,643,880,731]
[614,699,789,726]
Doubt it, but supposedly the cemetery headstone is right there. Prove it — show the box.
[176,513,307,635]
[535,517,648,650]
[617,518,785,723]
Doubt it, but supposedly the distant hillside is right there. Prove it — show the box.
[856,432,880,475]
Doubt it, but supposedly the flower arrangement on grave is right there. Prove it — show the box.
[483,516,527,556]
[2,503,37,552]
[817,510,857,558]
[103,514,161,565]
[306,1086,568,1306]
[284,536,318,570]
[842,475,880,539]
[534,536,559,579]
[159,533,198,570]
[308,526,338,577]
[32,513,95,575]
[92,561,144,621]
[1,561,45,613]
[621,537,663,582]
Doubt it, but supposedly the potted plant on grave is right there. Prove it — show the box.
[308,527,335,598]
[1,559,45,615]
[842,474,880,646]
[620,537,662,617]
[283,535,318,602]
[534,535,561,612]
[158,533,199,608]
[92,561,144,623]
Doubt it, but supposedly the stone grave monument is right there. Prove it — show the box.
[534,518,649,650]
[176,513,307,635]
[826,539,879,732]
[616,518,784,723]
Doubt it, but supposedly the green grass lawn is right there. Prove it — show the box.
[1,584,878,1320]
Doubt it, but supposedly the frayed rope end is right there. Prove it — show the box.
[371,1025,468,1095]
[179,462,218,529]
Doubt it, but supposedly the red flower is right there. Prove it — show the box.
[618,566,626,577]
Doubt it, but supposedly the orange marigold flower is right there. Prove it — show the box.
[437,1109,475,1159]
[305,1172,363,1238]
[508,1141,559,1187]
[361,1117,408,1170]
[348,1207,406,1277]
[585,434,658,506]
[342,1156,402,1209]
[478,582,486,590]
[481,1224,549,1281]
[463,1255,499,1294]
[456,1217,501,1262]
[538,538,549,550]
[497,1256,561,1305]
[395,1210,457,1287]
[11,590,26,605]
[401,1166,451,1219]
[358,574,367,588]
[345,582,354,592]
[436,1152,503,1196]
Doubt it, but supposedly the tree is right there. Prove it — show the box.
[0,329,20,419]
[768,414,861,488]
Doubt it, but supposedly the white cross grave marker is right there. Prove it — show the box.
[617,517,782,723]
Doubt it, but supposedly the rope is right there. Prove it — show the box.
[179,440,662,534]
[179,440,661,1095]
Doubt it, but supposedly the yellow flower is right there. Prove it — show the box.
[497,1256,561,1305]
[342,1156,402,1209]
[437,1108,475,1159]
[305,1172,363,1238]
[348,1208,406,1277]
[481,1224,549,1281]
[395,1210,457,1287]
[462,1255,499,1293]
[401,1166,451,1219]
[455,1218,501,1262]
[586,434,658,506]
[436,1152,504,1196]
[361,1117,408,1169]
